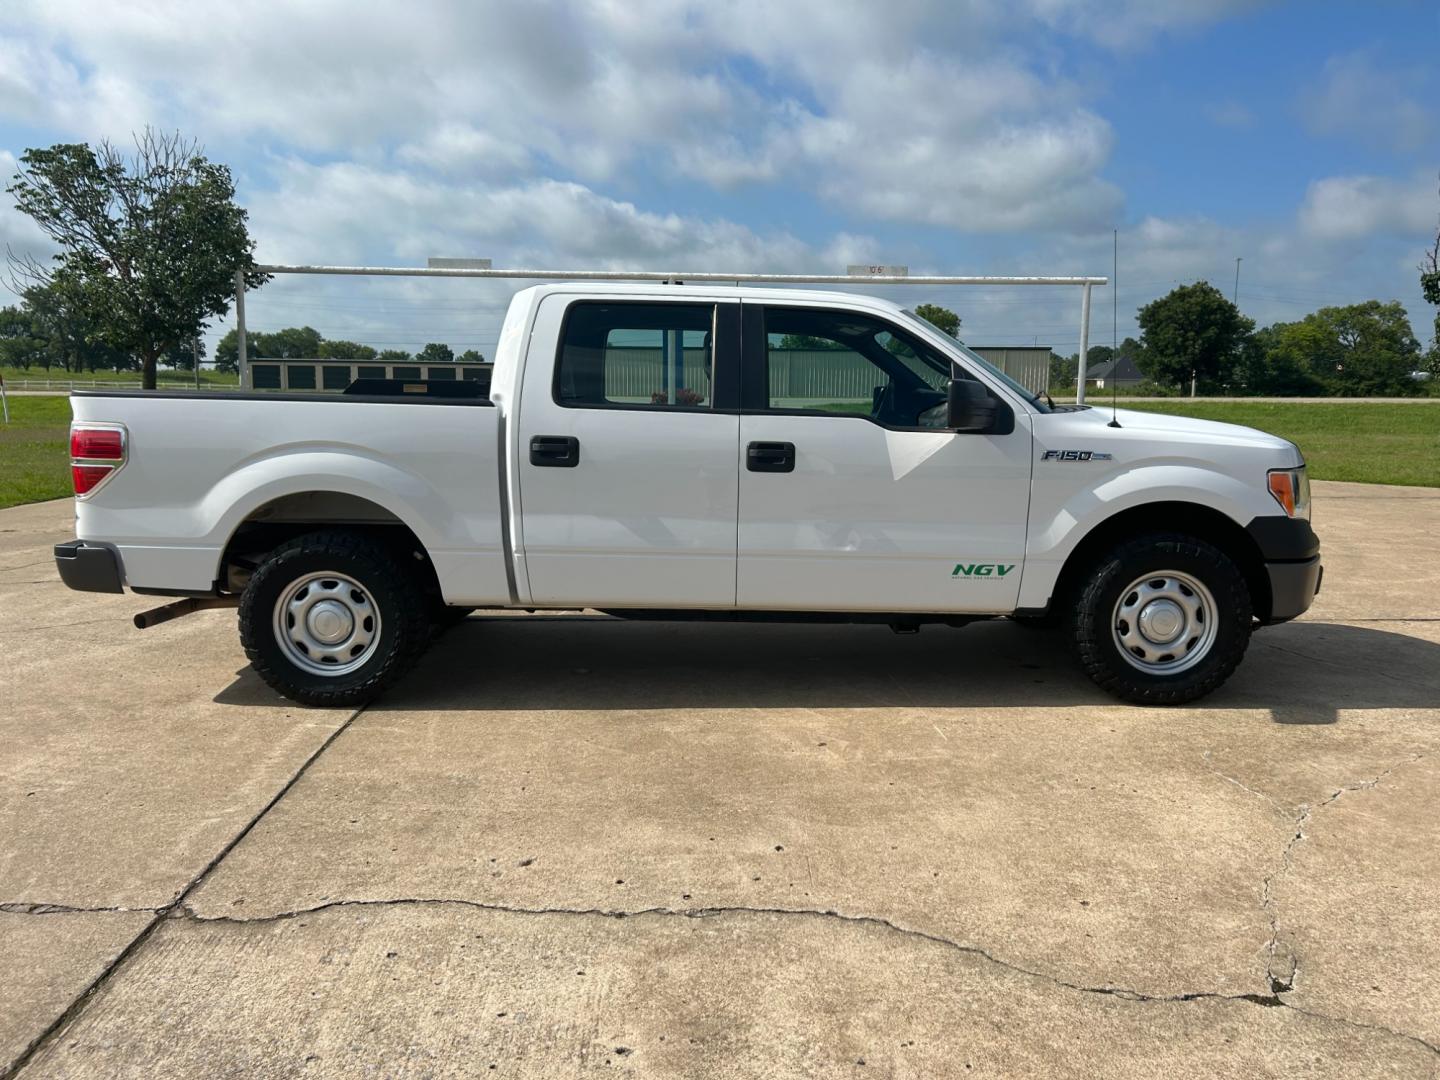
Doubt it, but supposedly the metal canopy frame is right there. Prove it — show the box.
[235,265,1108,401]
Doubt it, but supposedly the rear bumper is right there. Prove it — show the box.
[54,540,124,594]
[1265,556,1322,623]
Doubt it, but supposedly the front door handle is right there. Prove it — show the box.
[530,435,580,468]
[746,440,795,473]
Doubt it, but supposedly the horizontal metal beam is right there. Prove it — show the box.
[255,264,1107,287]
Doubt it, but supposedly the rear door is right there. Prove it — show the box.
[515,294,741,608]
[736,303,1033,613]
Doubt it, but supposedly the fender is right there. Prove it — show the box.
[1018,463,1273,610]
[204,447,459,560]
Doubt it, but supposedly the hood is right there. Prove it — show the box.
[1075,405,1296,452]
[1035,404,1304,470]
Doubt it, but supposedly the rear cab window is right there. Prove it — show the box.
[556,302,716,409]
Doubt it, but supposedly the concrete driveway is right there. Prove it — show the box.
[2,482,1437,1078]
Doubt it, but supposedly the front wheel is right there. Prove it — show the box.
[239,530,432,707]
[1073,533,1253,705]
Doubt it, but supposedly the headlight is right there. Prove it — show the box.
[1267,466,1311,521]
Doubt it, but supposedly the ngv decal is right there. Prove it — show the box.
[1041,449,1113,461]
[952,563,1015,579]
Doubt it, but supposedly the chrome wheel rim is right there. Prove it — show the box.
[273,571,381,677]
[1111,570,1218,675]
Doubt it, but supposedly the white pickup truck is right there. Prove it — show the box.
[56,282,1320,706]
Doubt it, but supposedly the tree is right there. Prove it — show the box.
[1049,351,1077,388]
[319,339,378,360]
[416,342,454,364]
[456,348,486,364]
[6,129,266,389]
[1135,282,1253,392]
[1260,302,1421,397]
[214,328,240,374]
[162,338,206,371]
[376,349,412,363]
[23,279,131,372]
[252,326,322,359]
[1233,326,1323,396]
[1422,177,1440,375]
[0,306,45,370]
[913,303,960,337]
[214,325,322,371]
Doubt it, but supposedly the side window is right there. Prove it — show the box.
[762,307,953,426]
[558,302,715,409]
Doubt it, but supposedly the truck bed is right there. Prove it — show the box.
[70,390,512,605]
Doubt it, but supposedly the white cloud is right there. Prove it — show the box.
[246,159,849,273]
[1298,174,1437,242]
[0,0,1132,236]
[1300,51,1434,155]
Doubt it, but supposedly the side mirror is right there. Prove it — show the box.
[946,378,999,433]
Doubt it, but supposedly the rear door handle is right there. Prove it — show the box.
[530,435,580,468]
[746,440,795,473]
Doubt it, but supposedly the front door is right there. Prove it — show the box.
[736,303,1032,612]
[516,294,741,608]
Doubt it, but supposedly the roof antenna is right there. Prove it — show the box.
[1108,227,1122,428]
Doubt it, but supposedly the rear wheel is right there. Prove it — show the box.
[239,530,432,707]
[1073,532,1252,705]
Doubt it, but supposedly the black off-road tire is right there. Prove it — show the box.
[239,530,432,708]
[1073,532,1252,705]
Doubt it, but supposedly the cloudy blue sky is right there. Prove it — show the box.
[1,0,1437,359]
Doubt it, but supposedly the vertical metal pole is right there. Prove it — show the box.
[1076,282,1093,404]
[235,271,249,390]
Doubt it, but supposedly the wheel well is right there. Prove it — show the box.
[1049,502,1272,621]
[219,492,441,601]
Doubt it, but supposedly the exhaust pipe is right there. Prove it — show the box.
[133,596,238,629]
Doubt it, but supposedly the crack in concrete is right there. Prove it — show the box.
[1201,750,1289,813]
[1255,753,1429,1038]
[0,902,159,917]
[0,701,372,1080]
[173,895,1439,1058]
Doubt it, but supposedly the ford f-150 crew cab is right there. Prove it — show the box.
[54,282,1321,707]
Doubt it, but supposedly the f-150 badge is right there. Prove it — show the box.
[1041,449,1113,461]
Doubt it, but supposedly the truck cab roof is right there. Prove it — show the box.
[515,281,914,314]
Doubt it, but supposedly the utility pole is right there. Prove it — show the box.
[1233,257,1242,305]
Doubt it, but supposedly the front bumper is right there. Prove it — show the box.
[54,540,124,594]
[1265,556,1322,623]
[1245,515,1322,623]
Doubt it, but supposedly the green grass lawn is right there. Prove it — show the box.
[1121,401,1440,488]
[0,395,72,509]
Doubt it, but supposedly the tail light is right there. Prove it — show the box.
[70,422,128,498]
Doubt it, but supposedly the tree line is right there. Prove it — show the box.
[211,328,483,373]
[0,296,483,375]
[1049,282,1438,397]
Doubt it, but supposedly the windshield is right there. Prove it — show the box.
[898,308,1053,413]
